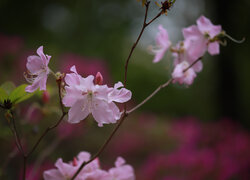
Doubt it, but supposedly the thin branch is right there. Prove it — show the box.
[71,113,127,180]
[26,79,67,157]
[127,78,173,114]
[128,58,203,114]
[124,1,150,89]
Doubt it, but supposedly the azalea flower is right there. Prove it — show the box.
[182,15,222,56]
[25,46,51,92]
[43,151,109,180]
[150,25,171,63]
[172,40,203,73]
[172,61,196,85]
[62,66,132,126]
[109,157,135,180]
[43,151,135,180]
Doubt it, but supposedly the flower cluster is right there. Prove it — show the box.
[62,66,132,126]
[151,15,223,85]
[43,151,135,180]
[24,47,132,127]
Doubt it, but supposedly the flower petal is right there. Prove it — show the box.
[26,55,44,74]
[208,42,220,55]
[43,169,64,180]
[92,100,121,127]
[108,82,132,103]
[68,99,89,124]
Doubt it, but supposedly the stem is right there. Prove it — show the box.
[127,78,173,114]
[128,57,203,114]
[123,2,161,112]
[124,1,150,89]
[26,112,66,157]
[71,113,127,180]
[27,78,66,157]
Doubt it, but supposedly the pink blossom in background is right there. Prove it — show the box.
[43,151,135,180]
[60,53,112,85]
[62,66,132,126]
[183,15,222,56]
[136,118,250,180]
[150,25,171,63]
[172,61,196,85]
[0,34,24,60]
[25,46,51,92]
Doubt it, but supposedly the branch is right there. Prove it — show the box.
[71,113,127,180]
[26,79,67,157]
[128,58,203,114]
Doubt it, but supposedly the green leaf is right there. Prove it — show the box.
[0,81,16,95]
[9,84,34,104]
[0,87,8,103]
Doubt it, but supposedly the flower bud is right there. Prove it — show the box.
[95,72,103,85]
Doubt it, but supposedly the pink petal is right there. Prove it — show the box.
[55,159,76,177]
[172,61,197,85]
[43,169,64,180]
[152,47,167,63]
[38,72,48,91]
[25,75,43,92]
[115,157,126,167]
[62,86,82,107]
[197,15,222,38]
[68,99,89,124]
[151,25,171,63]
[77,152,91,163]
[92,100,121,127]
[182,25,201,40]
[109,163,135,180]
[208,42,220,55]
[108,82,132,103]
[26,55,44,74]
[36,46,50,66]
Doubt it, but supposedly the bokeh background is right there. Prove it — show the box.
[0,0,250,179]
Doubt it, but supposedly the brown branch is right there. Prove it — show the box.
[123,1,162,112]
[71,113,127,180]
[127,57,203,114]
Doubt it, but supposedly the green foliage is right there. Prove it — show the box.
[9,84,34,104]
[0,82,35,106]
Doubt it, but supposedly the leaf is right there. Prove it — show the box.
[9,84,34,104]
[0,81,16,95]
[0,87,8,103]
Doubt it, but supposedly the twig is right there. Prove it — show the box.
[71,113,127,180]
[127,78,173,114]
[128,58,203,114]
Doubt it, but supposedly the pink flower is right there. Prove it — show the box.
[172,61,196,85]
[172,40,203,73]
[109,157,135,180]
[43,151,107,180]
[25,46,51,92]
[182,15,222,56]
[151,25,171,63]
[43,151,135,180]
[62,66,132,126]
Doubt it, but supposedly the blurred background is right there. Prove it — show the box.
[0,0,250,179]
